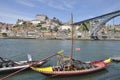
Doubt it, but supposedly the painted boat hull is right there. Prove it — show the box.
[40,66,107,77]
[41,67,106,77]
[31,58,111,77]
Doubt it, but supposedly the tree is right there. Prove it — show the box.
[53,26,58,32]
[36,23,42,27]
[22,21,27,27]
[2,33,7,37]
[41,27,47,31]
[81,24,86,31]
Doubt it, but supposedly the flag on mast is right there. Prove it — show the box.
[75,48,81,51]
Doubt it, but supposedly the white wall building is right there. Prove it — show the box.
[60,25,71,30]
[31,20,41,24]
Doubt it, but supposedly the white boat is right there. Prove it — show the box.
[0,55,46,73]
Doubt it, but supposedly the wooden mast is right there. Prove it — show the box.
[70,13,74,63]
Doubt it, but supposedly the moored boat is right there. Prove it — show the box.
[31,14,111,77]
[111,56,120,62]
[31,58,111,77]
[0,55,46,73]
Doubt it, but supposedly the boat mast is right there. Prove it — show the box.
[70,13,74,63]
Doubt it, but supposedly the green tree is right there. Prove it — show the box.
[22,21,27,27]
[36,23,42,28]
[81,24,86,31]
[13,24,20,28]
[41,27,47,31]
[53,26,58,32]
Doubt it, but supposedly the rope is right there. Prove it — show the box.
[0,50,63,80]
[0,63,32,80]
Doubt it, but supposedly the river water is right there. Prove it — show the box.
[0,39,120,80]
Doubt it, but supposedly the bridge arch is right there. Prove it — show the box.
[74,10,120,39]
[91,10,120,37]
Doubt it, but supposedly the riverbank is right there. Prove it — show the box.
[1,36,120,41]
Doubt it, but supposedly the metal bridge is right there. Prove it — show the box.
[74,10,120,39]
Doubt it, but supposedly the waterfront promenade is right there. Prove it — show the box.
[1,32,120,40]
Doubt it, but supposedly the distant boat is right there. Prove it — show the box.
[111,56,120,62]
[31,14,111,77]
[0,55,46,73]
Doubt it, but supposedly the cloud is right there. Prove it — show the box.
[37,0,77,10]
[16,0,35,7]
[0,13,32,24]
[0,7,32,23]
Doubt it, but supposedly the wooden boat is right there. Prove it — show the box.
[31,58,111,77]
[31,14,111,77]
[0,51,64,80]
[0,50,64,73]
[0,55,46,73]
[111,56,120,62]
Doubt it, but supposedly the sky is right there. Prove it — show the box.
[0,0,120,24]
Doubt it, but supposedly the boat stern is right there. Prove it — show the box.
[104,58,111,64]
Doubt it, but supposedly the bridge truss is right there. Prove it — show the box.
[74,10,120,40]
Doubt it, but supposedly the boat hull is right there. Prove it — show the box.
[39,66,107,77]
[31,58,111,77]
[0,60,46,73]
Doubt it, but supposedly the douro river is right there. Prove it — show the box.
[0,39,120,80]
